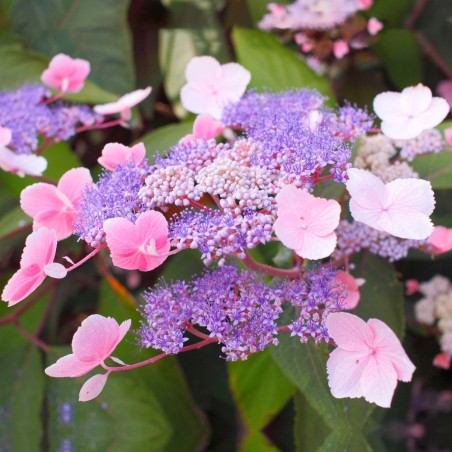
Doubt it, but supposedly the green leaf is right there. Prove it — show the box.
[240,430,279,452]
[98,279,208,452]
[0,206,31,240]
[366,0,416,27]
[372,29,423,89]
[228,349,294,432]
[0,141,82,196]
[412,151,452,190]
[45,348,171,452]
[353,253,405,338]
[7,0,134,94]
[140,122,194,160]
[232,27,333,99]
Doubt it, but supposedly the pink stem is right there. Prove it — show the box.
[240,253,302,279]
[66,246,106,272]
[76,119,124,133]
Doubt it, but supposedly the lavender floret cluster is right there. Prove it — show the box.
[138,265,344,360]
[0,84,101,154]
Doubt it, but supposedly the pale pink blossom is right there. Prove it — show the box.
[336,271,364,309]
[357,0,373,10]
[367,17,383,35]
[179,114,224,143]
[2,227,67,306]
[94,87,152,121]
[445,127,452,145]
[428,226,452,255]
[405,279,419,296]
[274,185,341,260]
[326,312,415,408]
[98,142,146,170]
[180,56,251,120]
[20,168,93,240]
[346,168,435,240]
[433,352,451,370]
[41,53,90,93]
[45,314,131,401]
[0,126,47,177]
[103,210,170,271]
[333,40,349,59]
[373,84,449,140]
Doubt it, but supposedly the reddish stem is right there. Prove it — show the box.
[15,321,49,352]
[240,253,302,279]
[76,119,124,134]
[416,32,452,80]
[66,246,106,272]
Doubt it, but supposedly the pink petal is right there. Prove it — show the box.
[332,40,349,59]
[57,168,93,207]
[360,354,398,408]
[326,312,374,351]
[45,353,97,377]
[0,148,47,177]
[305,197,341,236]
[368,318,416,382]
[43,262,67,279]
[72,314,130,363]
[192,115,224,140]
[276,185,306,216]
[367,17,383,35]
[185,56,222,84]
[98,142,146,170]
[20,227,57,269]
[217,62,251,100]
[104,211,170,271]
[0,126,12,147]
[326,348,369,399]
[79,373,109,401]
[2,267,46,306]
[336,271,361,309]
[295,230,337,260]
[274,212,305,251]
[428,226,452,254]
[445,127,452,145]
[180,83,223,118]
[433,352,451,370]
[94,87,151,115]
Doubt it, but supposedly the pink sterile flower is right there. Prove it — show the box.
[103,210,170,271]
[428,226,452,255]
[45,314,131,401]
[273,185,341,260]
[333,40,349,59]
[2,227,67,306]
[405,279,419,296]
[180,56,251,120]
[373,84,449,140]
[346,168,435,240]
[20,168,93,240]
[41,53,90,94]
[445,127,452,145]
[98,142,146,171]
[433,352,451,370]
[0,126,47,177]
[326,312,415,408]
[179,114,224,143]
[367,17,383,35]
[94,87,152,121]
[336,271,364,310]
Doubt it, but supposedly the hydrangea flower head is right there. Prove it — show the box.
[274,185,341,260]
[20,168,93,240]
[373,84,449,140]
[326,312,415,408]
[346,168,435,240]
[180,56,251,120]
[41,53,90,93]
[2,227,67,306]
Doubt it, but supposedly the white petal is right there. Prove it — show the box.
[79,373,109,402]
[44,262,67,279]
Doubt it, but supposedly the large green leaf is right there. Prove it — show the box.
[45,347,171,452]
[232,27,333,99]
[6,0,134,94]
[0,206,31,240]
[228,348,294,434]
[98,279,208,452]
[372,29,423,89]
[412,151,452,190]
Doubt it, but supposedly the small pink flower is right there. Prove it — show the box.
[357,0,373,10]
[428,226,452,254]
[405,279,419,296]
[179,114,224,143]
[326,312,415,408]
[274,185,341,260]
[41,53,90,94]
[373,84,449,139]
[2,227,67,306]
[433,352,451,370]
[346,168,435,240]
[45,314,130,400]
[94,87,152,121]
[444,127,452,145]
[98,142,146,170]
[333,40,349,59]
[180,56,251,120]
[367,17,383,35]
[336,271,364,310]
[103,210,170,271]
[0,126,47,177]
[20,168,93,240]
